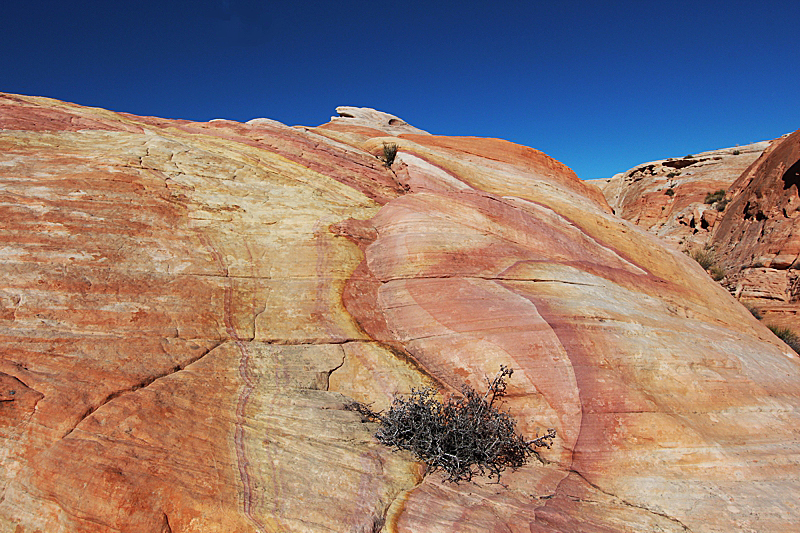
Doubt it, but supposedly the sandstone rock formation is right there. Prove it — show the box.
[593,132,800,330]
[590,141,770,250]
[1,93,799,533]
[711,129,800,328]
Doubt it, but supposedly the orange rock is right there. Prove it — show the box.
[1,93,799,533]
[711,129,800,328]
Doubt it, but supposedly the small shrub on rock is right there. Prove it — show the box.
[743,302,763,320]
[768,325,800,355]
[709,265,726,281]
[381,142,398,168]
[664,187,675,196]
[704,189,726,204]
[689,247,717,270]
[351,366,555,483]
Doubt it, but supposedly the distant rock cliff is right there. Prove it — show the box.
[1,93,799,533]
[711,129,800,328]
[589,140,770,250]
[593,131,800,330]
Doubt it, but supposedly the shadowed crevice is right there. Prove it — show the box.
[781,158,800,191]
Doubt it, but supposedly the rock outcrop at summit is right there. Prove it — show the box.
[1,94,799,533]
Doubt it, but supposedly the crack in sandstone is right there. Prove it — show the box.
[567,469,692,532]
[377,274,599,287]
[60,340,224,440]
[324,346,347,391]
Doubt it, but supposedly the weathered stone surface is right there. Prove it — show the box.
[1,93,800,533]
[710,129,800,328]
[590,141,770,249]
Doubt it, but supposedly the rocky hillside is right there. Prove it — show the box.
[1,93,799,533]
[712,129,800,329]
[589,140,770,250]
[592,131,800,330]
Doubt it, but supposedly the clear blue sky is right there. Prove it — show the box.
[2,0,798,179]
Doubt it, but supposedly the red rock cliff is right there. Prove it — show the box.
[711,129,800,327]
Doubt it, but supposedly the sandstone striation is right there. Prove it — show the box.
[1,93,800,532]
[590,141,770,249]
[711,129,800,328]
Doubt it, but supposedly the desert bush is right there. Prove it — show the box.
[743,302,763,320]
[381,142,398,167]
[665,187,675,196]
[768,325,800,354]
[715,198,729,212]
[704,189,726,204]
[733,149,741,155]
[709,265,726,281]
[351,366,555,483]
[689,247,717,270]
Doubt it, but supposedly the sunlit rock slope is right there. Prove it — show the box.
[589,141,770,250]
[1,93,799,533]
[592,132,800,330]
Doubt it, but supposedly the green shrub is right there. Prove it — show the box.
[715,198,729,212]
[350,366,555,483]
[744,302,762,320]
[733,149,741,155]
[704,189,726,204]
[768,325,800,354]
[665,187,675,196]
[381,142,398,167]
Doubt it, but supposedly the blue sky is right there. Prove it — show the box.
[2,0,798,179]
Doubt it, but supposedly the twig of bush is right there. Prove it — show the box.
[349,366,555,483]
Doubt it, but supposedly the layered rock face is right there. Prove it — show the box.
[1,94,800,533]
[593,132,800,329]
[590,141,770,250]
[711,129,800,328]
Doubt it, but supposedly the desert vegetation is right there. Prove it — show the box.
[704,189,729,211]
[349,366,555,483]
[687,246,726,281]
[381,142,398,167]
[768,325,800,354]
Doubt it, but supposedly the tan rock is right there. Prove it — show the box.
[1,93,799,533]
[590,141,770,249]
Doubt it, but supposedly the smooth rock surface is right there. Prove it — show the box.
[1,93,799,532]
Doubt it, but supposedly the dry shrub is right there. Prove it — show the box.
[768,325,800,354]
[381,142,398,167]
[350,366,555,483]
